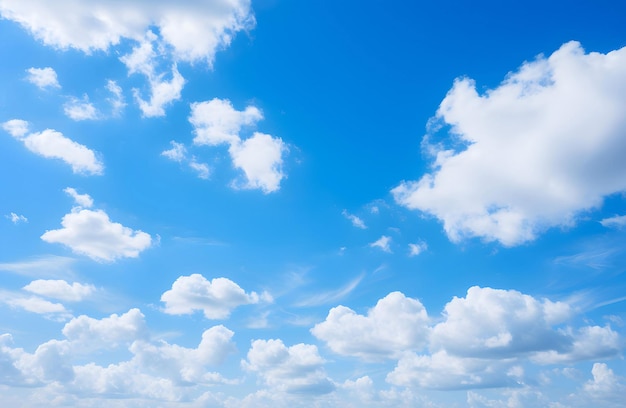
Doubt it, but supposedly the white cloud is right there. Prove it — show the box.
[63,187,93,208]
[242,339,334,394]
[134,65,185,117]
[190,99,287,193]
[583,363,626,405]
[161,274,266,319]
[0,0,254,64]
[62,308,147,349]
[64,96,99,120]
[430,286,573,358]
[191,98,263,146]
[295,275,362,307]
[387,350,520,390]
[342,210,367,229]
[531,325,621,364]
[1,118,29,137]
[229,132,286,193]
[311,291,429,360]
[25,67,60,89]
[106,80,125,116]
[370,235,392,252]
[7,212,27,224]
[161,141,187,162]
[2,120,103,175]
[23,280,95,302]
[41,197,152,262]
[408,241,428,256]
[189,159,210,179]
[129,325,235,384]
[2,292,67,315]
[600,215,626,229]
[392,42,626,246]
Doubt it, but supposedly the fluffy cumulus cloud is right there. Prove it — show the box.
[311,291,429,360]
[161,274,268,319]
[242,339,334,394]
[393,42,626,246]
[430,286,572,358]
[190,99,287,193]
[0,0,254,64]
[2,292,67,315]
[311,287,623,392]
[0,308,236,401]
[2,119,103,175]
[25,66,60,89]
[41,189,152,262]
[23,279,95,302]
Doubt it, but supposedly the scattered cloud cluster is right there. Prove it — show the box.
[6,212,27,224]
[41,188,152,262]
[313,286,621,391]
[2,119,104,175]
[393,42,626,246]
[161,140,210,179]
[182,98,287,193]
[161,274,270,319]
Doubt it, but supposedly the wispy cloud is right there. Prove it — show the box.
[294,275,363,307]
[0,255,76,279]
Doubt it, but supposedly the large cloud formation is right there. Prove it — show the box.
[393,42,626,246]
[0,0,254,64]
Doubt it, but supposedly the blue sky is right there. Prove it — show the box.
[1,0,625,406]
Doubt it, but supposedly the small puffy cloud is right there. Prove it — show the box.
[342,210,367,229]
[23,280,95,302]
[311,291,430,360]
[25,67,60,89]
[393,42,626,246]
[1,119,29,137]
[161,141,187,162]
[370,235,392,252]
[63,187,93,208]
[600,215,626,229]
[161,274,266,319]
[2,120,103,175]
[191,98,263,146]
[63,96,99,121]
[7,212,27,224]
[0,0,254,65]
[190,99,287,193]
[242,339,334,394]
[41,197,152,262]
[408,241,428,256]
[229,132,286,193]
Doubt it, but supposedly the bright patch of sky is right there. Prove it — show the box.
[0,0,625,406]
